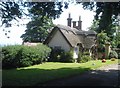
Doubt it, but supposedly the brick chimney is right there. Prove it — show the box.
[67,13,72,27]
[77,16,82,30]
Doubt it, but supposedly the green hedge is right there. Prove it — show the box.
[2,44,51,69]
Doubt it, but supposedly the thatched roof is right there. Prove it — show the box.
[44,24,96,48]
[44,24,81,47]
[57,24,81,47]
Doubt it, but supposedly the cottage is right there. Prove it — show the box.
[44,13,97,58]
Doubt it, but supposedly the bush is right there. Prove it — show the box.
[60,50,75,63]
[97,44,105,53]
[2,45,22,68]
[49,48,64,62]
[111,58,115,61]
[77,52,82,63]
[80,55,92,63]
[2,44,51,69]
[49,48,75,63]
[109,50,118,59]
[83,51,90,55]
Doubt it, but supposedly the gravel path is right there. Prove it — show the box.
[39,64,119,86]
[97,64,119,70]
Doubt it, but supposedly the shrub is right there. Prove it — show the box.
[83,51,90,55]
[80,55,92,63]
[49,48,75,63]
[117,44,120,48]
[97,44,105,53]
[2,44,51,69]
[60,50,75,63]
[109,50,118,59]
[49,48,64,62]
[111,58,115,61]
[77,52,82,63]
[2,45,22,68]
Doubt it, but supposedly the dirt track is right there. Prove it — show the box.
[39,64,119,86]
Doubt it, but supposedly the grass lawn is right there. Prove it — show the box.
[2,59,119,86]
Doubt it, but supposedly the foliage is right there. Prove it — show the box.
[88,20,99,32]
[97,32,109,44]
[77,52,82,63]
[2,44,51,69]
[80,2,120,49]
[2,45,22,68]
[0,2,69,40]
[97,32,109,53]
[117,44,120,48]
[49,48,75,63]
[20,2,69,42]
[60,49,75,63]
[21,16,54,43]
[27,2,69,19]
[49,48,64,62]
[111,58,116,61]
[0,2,23,27]
[80,2,120,35]
[0,2,69,26]
[97,44,105,53]
[115,30,120,48]
[80,55,92,63]
[83,51,90,55]
[109,50,118,59]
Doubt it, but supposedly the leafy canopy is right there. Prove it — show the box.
[80,2,120,35]
[21,2,69,42]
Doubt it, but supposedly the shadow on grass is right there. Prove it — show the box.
[2,65,119,87]
[2,66,91,86]
[39,69,119,87]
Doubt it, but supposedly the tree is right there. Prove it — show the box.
[21,2,69,43]
[21,16,54,42]
[97,31,109,53]
[88,20,99,32]
[0,2,69,40]
[0,2,25,27]
[79,2,120,36]
[0,2,29,38]
[111,26,120,48]
[0,1,69,27]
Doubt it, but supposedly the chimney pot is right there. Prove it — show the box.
[69,13,71,18]
[79,16,81,21]
[67,13,72,27]
[78,16,82,30]
[73,21,76,28]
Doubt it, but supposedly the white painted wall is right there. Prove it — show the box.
[48,30,71,52]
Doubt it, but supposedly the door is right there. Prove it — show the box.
[73,46,79,59]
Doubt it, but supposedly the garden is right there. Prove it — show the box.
[1,32,119,86]
[1,42,119,86]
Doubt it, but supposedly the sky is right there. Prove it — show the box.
[0,3,95,46]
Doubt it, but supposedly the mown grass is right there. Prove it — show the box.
[2,59,119,86]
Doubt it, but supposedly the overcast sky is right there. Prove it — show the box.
[0,3,95,46]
